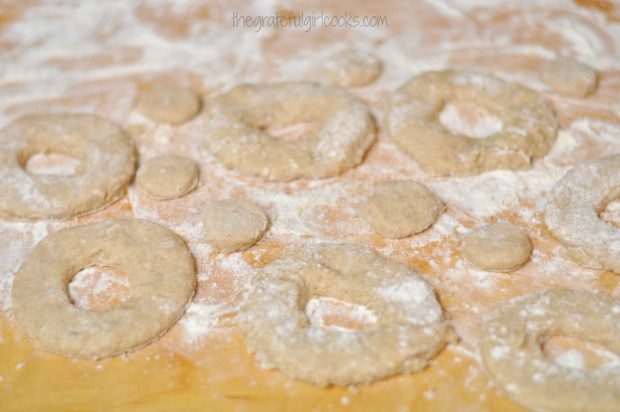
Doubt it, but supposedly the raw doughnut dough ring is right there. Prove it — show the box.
[241,243,453,386]
[203,82,376,181]
[12,219,196,360]
[544,155,620,273]
[0,113,136,220]
[388,70,557,176]
[136,154,199,199]
[480,289,620,412]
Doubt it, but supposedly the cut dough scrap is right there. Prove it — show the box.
[202,199,269,253]
[136,154,199,200]
[360,180,444,238]
[0,113,136,220]
[137,83,201,125]
[389,70,558,176]
[544,155,620,273]
[460,223,531,272]
[480,289,620,412]
[203,82,375,181]
[539,57,597,98]
[11,219,196,360]
[241,243,454,386]
[327,48,382,87]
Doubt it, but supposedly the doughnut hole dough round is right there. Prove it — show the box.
[11,219,196,360]
[137,83,201,125]
[360,180,444,239]
[480,289,620,412]
[241,243,454,386]
[539,57,598,98]
[327,49,382,87]
[388,70,558,176]
[544,155,620,273]
[0,113,136,220]
[202,199,269,253]
[136,154,199,200]
[460,223,532,272]
[203,82,376,181]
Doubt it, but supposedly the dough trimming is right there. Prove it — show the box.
[460,223,531,272]
[136,154,199,200]
[137,83,201,125]
[360,180,444,239]
[202,199,269,253]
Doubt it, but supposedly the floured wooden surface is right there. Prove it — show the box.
[1,0,620,410]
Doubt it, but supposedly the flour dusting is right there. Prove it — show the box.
[0,0,619,408]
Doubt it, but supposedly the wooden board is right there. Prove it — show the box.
[1,1,620,411]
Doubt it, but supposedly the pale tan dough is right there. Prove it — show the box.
[11,219,196,360]
[360,180,444,238]
[544,155,620,273]
[460,223,531,272]
[137,83,201,125]
[327,48,382,87]
[241,243,454,386]
[203,82,376,181]
[136,154,199,200]
[539,57,598,98]
[480,289,620,412]
[202,199,269,253]
[0,113,136,220]
[388,70,558,176]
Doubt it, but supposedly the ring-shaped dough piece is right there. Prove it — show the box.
[136,154,199,200]
[388,70,558,176]
[0,114,136,220]
[241,243,453,386]
[203,82,376,181]
[11,219,196,360]
[544,155,620,273]
[480,289,620,412]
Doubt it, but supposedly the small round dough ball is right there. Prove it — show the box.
[360,180,445,239]
[538,57,597,98]
[460,223,531,272]
[136,155,199,200]
[327,49,382,87]
[203,199,269,253]
[137,83,201,125]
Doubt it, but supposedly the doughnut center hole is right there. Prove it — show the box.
[68,266,131,312]
[25,152,80,176]
[542,336,620,369]
[261,122,316,142]
[305,296,378,331]
[438,101,502,138]
[600,198,620,229]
